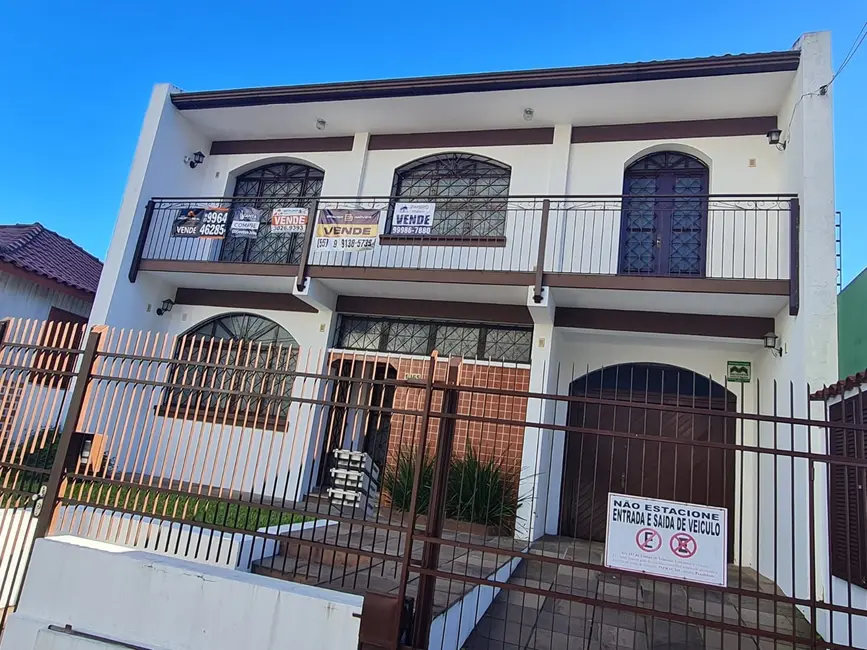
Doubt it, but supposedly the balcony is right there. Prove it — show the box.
[131,194,798,315]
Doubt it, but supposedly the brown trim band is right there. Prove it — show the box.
[555,307,774,340]
[336,296,532,325]
[172,51,800,110]
[544,273,790,296]
[139,260,298,277]
[141,260,790,297]
[378,235,506,248]
[309,266,536,286]
[369,128,554,150]
[174,288,317,313]
[571,117,778,143]
[209,137,354,155]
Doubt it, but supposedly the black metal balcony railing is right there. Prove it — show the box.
[132,194,798,295]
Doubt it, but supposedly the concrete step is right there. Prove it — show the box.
[275,538,379,571]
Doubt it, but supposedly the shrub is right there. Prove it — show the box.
[382,449,433,514]
[446,446,521,530]
[382,445,522,532]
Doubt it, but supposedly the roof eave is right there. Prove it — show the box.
[170,50,801,111]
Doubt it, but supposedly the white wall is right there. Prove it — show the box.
[748,32,837,635]
[829,578,867,649]
[2,536,362,650]
[547,137,793,278]
[85,305,332,501]
[0,272,91,321]
[90,84,210,331]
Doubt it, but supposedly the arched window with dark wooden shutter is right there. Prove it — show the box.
[828,394,867,586]
[620,151,709,277]
[161,313,299,428]
[221,162,324,265]
[389,153,511,237]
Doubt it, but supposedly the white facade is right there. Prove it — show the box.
[79,30,845,646]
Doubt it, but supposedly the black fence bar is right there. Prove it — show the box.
[790,195,801,315]
[128,199,155,283]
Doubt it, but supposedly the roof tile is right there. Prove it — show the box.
[810,371,867,400]
[0,223,102,295]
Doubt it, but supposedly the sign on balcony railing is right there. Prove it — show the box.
[315,209,380,251]
[139,194,796,282]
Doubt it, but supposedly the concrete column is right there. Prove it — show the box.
[515,289,557,540]
[320,132,370,197]
[545,124,573,276]
[547,124,572,195]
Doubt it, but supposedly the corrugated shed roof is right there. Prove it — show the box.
[0,223,102,295]
[810,371,867,400]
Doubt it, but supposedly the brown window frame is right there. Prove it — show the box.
[157,317,299,431]
[30,307,88,389]
[828,395,867,586]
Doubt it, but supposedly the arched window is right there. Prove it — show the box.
[390,153,511,237]
[221,162,324,265]
[166,313,299,425]
[619,151,709,276]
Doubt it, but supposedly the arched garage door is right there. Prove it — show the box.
[559,363,736,555]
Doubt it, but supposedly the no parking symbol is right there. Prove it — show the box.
[635,528,662,553]
[670,532,698,558]
[605,493,728,587]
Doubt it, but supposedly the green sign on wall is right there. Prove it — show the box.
[726,361,752,383]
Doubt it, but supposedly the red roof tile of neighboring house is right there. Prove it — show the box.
[810,371,867,400]
[0,223,102,295]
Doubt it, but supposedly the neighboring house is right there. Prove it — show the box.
[0,223,102,326]
[0,223,102,444]
[838,266,867,379]
[89,30,842,640]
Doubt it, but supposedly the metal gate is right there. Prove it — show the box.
[0,318,95,633]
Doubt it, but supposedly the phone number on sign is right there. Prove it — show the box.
[316,238,375,250]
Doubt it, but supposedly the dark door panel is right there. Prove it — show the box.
[559,391,735,555]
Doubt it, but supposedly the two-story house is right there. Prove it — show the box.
[87,30,840,637]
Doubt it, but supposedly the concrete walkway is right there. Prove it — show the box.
[462,536,813,650]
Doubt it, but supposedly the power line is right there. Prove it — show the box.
[781,22,867,147]
[823,20,867,91]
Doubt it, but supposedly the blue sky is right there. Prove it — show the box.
[0,1,864,283]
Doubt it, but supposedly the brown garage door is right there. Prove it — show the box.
[559,391,736,554]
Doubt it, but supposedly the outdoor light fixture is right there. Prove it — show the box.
[156,299,175,316]
[523,108,535,121]
[315,118,327,131]
[763,331,783,357]
[767,129,786,150]
[184,151,205,168]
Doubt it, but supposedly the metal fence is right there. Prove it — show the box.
[0,318,864,650]
[133,195,796,286]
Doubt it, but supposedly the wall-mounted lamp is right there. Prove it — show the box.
[315,118,327,131]
[523,108,535,122]
[766,129,786,151]
[184,151,205,168]
[156,299,175,316]
[763,331,783,357]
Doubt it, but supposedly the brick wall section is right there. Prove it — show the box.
[326,351,531,480]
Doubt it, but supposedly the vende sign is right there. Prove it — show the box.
[604,493,728,587]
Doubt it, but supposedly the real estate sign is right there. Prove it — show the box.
[229,206,262,239]
[604,493,727,587]
[271,207,308,234]
[171,207,229,239]
[392,202,435,235]
[315,209,379,251]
